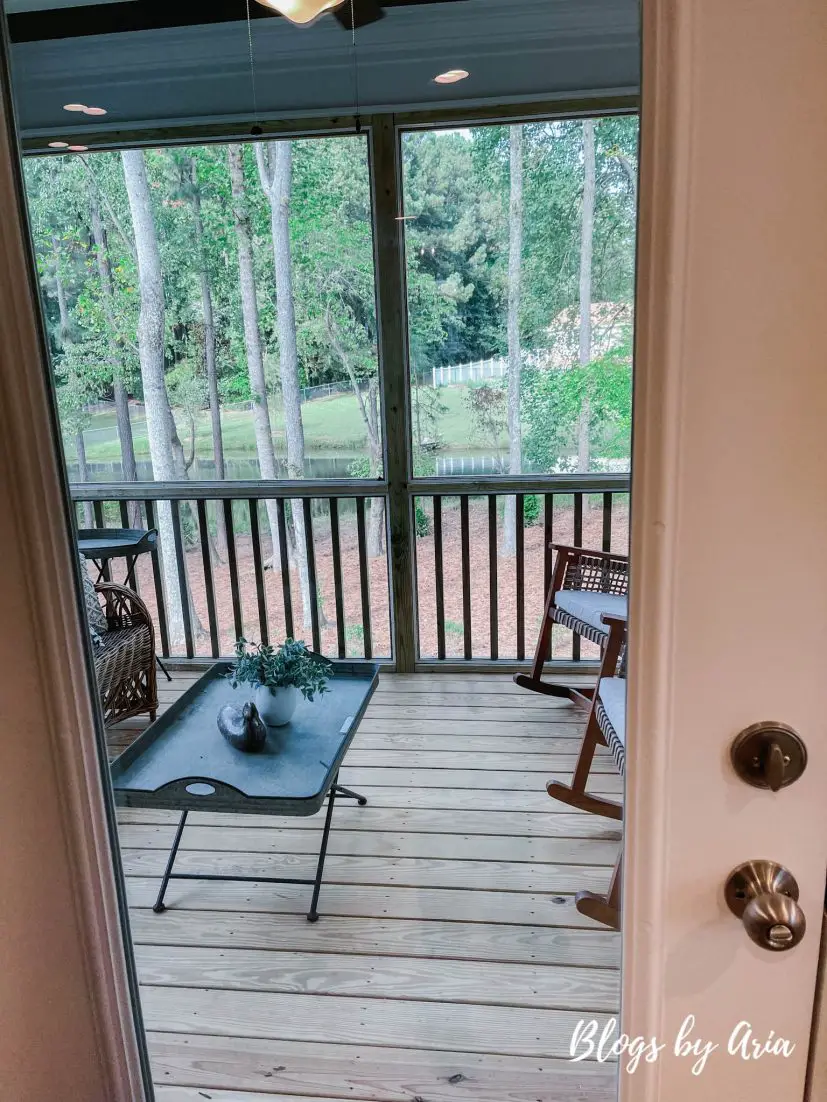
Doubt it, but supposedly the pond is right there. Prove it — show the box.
[65,450,522,482]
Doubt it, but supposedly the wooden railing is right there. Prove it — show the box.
[412,475,630,664]
[70,473,630,670]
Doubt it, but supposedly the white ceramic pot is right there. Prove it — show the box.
[254,684,300,727]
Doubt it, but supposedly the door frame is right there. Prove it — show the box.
[0,24,151,1102]
[624,0,827,1099]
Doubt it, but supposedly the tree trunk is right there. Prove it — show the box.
[326,307,384,557]
[89,198,139,523]
[255,141,314,627]
[366,379,385,557]
[121,149,187,647]
[74,431,94,527]
[577,119,596,475]
[188,157,227,553]
[51,231,95,526]
[503,126,524,556]
[227,144,282,571]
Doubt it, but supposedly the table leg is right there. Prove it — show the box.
[307,782,338,923]
[124,555,139,589]
[153,810,188,914]
[334,783,368,806]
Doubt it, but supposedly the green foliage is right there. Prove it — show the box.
[523,494,541,527]
[522,339,634,472]
[23,115,638,478]
[348,456,371,479]
[230,637,332,700]
[464,382,507,451]
[415,503,431,538]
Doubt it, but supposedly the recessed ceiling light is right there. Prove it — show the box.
[83,106,107,116]
[434,69,469,85]
[48,141,69,149]
[63,103,87,112]
[68,145,89,152]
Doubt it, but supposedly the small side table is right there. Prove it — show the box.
[77,527,158,588]
[78,527,170,682]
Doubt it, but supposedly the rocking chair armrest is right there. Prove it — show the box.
[94,582,154,634]
[550,543,630,564]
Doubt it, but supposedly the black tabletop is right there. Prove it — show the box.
[110,661,379,816]
[77,527,157,560]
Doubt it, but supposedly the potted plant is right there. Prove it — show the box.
[230,638,332,727]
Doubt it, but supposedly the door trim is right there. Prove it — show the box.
[0,24,150,1101]
[623,0,694,1097]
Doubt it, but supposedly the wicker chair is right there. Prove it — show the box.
[514,543,629,703]
[93,582,158,728]
[546,612,627,931]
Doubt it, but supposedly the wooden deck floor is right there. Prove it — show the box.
[112,671,621,1102]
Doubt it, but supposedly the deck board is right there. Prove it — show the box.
[114,670,620,1101]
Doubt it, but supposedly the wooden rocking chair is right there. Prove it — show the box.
[514,543,629,704]
[547,612,628,931]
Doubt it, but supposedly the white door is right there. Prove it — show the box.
[622,0,827,1099]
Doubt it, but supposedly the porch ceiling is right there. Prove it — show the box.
[8,0,639,141]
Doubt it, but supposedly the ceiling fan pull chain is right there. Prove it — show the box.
[351,0,362,132]
[246,0,262,134]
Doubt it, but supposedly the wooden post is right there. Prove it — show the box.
[369,115,417,672]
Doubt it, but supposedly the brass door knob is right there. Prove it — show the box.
[725,860,806,951]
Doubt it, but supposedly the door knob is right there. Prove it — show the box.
[725,860,806,951]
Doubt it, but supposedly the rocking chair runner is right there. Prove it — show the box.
[546,612,628,931]
[515,543,629,703]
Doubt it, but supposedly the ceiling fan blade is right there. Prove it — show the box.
[333,0,386,30]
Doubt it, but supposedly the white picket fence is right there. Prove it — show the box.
[431,358,507,387]
[431,351,552,388]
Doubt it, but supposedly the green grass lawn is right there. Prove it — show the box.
[78,385,482,464]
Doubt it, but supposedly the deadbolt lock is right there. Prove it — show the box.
[730,721,807,791]
[725,861,806,952]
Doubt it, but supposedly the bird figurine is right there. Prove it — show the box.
[217,701,268,753]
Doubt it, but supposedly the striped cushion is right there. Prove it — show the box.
[596,676,627,774]
[555,590,628,635]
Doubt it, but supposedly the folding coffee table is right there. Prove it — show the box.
[111,660,378,922]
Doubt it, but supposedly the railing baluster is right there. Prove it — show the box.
[92,500,112,582]
[170,500,194,659]
[197,500,219,658]
[249,499,269,646]
[143,499,169,658]
[573,492,583,661]
[302,498,321,654]
[119,500,129,528]
[223,499,243,642]
[516,493,525,662]
[603,491,613,553]
[275,498,294,640]
[488,494,498,661]
[460,495,472,660]
[329,498,346,660]
[355,497,373,660]
[544,493,554,661]
[433,496,445,661]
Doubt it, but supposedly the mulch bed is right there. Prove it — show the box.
[125,498,629,663]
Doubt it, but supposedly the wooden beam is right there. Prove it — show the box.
[369,114,417,671]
